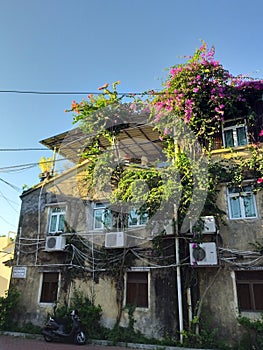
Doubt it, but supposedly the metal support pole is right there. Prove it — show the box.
[173,127,184,343]
[174,204,184,344]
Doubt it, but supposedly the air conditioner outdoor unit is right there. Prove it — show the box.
[105,232,126,248]
[190,216,217,234]
[45,235,66,252]
[189,242,218,266]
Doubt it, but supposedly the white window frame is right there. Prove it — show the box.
[128,208,148,227]
[93,202,112,230]
[227,185,257,220]
[48,206,66,234]
[124,267,150,310]
[38,271,61,306]
[222,118,248,148]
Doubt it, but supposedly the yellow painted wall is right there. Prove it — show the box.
[0,233,15,296]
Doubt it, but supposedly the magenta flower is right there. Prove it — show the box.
[259,130,263,137]
[170,68,177,76]
[257,178,263,184]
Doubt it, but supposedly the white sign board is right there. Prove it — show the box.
[12,266,27,279]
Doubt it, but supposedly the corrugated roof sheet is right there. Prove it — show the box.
[40,124,165,164]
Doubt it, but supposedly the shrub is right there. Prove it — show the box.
[53,288,103,339]
[0,287,20,330]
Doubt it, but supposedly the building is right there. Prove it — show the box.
[8,97,263,346]
[0,232,16,296]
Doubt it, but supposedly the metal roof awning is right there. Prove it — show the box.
[40,124,166,164]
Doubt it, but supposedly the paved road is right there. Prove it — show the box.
[0,335,130,350]
[0,333,211,350]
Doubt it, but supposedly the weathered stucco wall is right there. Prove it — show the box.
[198,268,242,340]
[193,185,263,344]
[10,160,263,344]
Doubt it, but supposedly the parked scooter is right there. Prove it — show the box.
[42,309,86,345]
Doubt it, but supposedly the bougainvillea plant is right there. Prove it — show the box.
[66,41,263,228]
[151,41,263,150]
[64,42,263,341]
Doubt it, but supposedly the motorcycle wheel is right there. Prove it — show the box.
[74,331,86,345]
[43,334,53,342]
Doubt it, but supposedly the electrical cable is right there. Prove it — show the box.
[0,215,17,227]
[0,89,159,96]
[0,148,49,151]
[0,177,21,192]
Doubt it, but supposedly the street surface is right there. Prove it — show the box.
[0,334,211,350]
[0,335,130,350]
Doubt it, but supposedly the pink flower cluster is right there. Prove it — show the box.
[152,42,263,140]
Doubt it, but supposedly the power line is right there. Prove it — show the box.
[0,215,17,228]
[0,190,19,213]
[0,148,48,151]
[0,89,152,96]
[0,178,21,192]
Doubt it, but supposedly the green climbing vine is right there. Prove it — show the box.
[65,41,263,339]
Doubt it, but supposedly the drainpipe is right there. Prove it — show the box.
[16,227,22,266]
[173,128,184,343]
[51,147,57,177]
[174,203,184,344]
[187,287,192,327]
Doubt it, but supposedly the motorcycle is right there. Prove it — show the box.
[41,309,86,345]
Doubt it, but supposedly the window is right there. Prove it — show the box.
[48,207,65,234]
[128,208,148,227]
[227,185,257,219]
[126,271,148,308]
[222,119,248,148]
[236,271,263,311]
[93,203,112,230]
[40,272,59,303]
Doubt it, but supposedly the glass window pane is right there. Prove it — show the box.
[254,284,263,310]
[49,216,57,232]
[103,209,111,228]
[237,127,247,146]
[237,283,252,311]
[126,283,137,305]
[224,130,234,147]
[139,213,148,225]
[40,273,59,303]
[95,203,105,208]
[243,185,252,192]
[129,209,138,226]
[230,197,241,218]
[126,272,148,307]
[94,209,103,229]
[237,271,263,280]
[137,284,148,307]
[243,196,256,218]
[58,215,65,231]
[228,187,240,194]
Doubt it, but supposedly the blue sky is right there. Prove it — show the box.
[0,0,263,234]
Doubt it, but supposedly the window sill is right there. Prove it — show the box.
[240,311,263,319]
[125,306,150,312]
[228,217,258,221]
[38,302,56,307]
[211,142,263,156]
